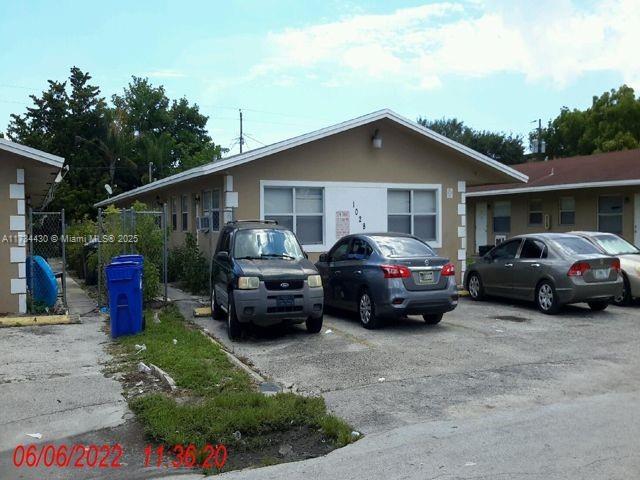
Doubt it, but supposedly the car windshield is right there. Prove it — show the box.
[592,234,640,255]
[554,236,601,255]
[372,236,435,257]
[233,229,304,259]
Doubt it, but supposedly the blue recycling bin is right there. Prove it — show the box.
[105,261,143,338]
[112,254,144,267]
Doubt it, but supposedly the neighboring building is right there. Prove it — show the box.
[466,149,640,254]
[0,138,65,314]
[95,109,527,283]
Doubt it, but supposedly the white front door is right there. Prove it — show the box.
[475,201,488,253]
[634,193,640,246]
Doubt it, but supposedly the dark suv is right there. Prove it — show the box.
[210,220,324,340]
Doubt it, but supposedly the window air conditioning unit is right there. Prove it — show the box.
[495,234,507,245]
[196,216,211,232]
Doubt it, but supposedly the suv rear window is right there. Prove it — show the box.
[372,236,435,257]
[554,237,601,255]
[233,229,304,259]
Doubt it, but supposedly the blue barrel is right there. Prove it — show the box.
[105,261,143,338]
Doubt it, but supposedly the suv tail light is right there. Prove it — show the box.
[381,265,411,279]
[441,263,456,276]
[568,261,591,276]
[611,258,621,273]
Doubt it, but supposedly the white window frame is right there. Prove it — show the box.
[559,196,575,226]
[171,197,178,231]
[181,194,189,231]
[387,188,440,245]
[260,180,442,251]
[261,183,325,248]
[528,198,543,226]
[202,188,221,232]
[597,194,623,234]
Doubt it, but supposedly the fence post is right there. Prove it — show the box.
[163,202,168,305]
[60,209,67,309]
[97,208,103,308]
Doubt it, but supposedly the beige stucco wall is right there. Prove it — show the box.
[467,186,639,254]
[111,119,523,283]
[0,154,24,313]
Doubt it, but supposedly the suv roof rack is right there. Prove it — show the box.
[226,219,278,225]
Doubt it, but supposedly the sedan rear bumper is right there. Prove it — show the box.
[557,277,624,304]
[376,278,459,317]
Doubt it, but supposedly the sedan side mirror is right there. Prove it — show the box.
[318,253,328,263]
[216,251,229,262]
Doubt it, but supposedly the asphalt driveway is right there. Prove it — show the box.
[193,296,640,435]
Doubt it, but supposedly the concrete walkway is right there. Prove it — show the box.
[0,277,128,454]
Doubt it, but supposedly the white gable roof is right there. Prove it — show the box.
[95,109,528,207]
[0,138,64,167]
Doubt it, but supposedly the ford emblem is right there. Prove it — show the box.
[280,282,290,289]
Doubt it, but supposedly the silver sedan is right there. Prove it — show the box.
[464,233,624,314]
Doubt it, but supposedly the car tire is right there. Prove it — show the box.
[422,313,443,325]
[305,314,323,333]
[358,289,381,329]
[227,291,242,341]
[467,272,485,301]
[210,288,224,320]
[612,274,631,306]
[588,300,609,311]
[535,280,560,315]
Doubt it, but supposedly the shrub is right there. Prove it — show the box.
[65,217,97,278]
[168,233,210,295]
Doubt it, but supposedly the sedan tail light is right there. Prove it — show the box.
[611,258,621,273]
[441,263,456,276]
[381,265,411,279]
[568,261,591,276]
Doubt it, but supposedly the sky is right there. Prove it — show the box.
[1,0,638,156]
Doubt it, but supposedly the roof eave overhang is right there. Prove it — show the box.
[95,109,528,207]
[466,179,640,197]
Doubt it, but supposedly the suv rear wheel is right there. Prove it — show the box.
[210,288,224,320]
[358,289,381,329]
[227,292,242,340]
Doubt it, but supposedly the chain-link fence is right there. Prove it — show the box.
[27,209,67,313]
[96,206,168,308]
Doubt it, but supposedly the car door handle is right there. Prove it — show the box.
[505,263,514,268]
[334,270,341,275]
[354,270,362,275]
[530,263,541,268]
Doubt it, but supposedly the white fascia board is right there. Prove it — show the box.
[466,179,640,197]
[0,138,64,167]
[95,109,528,207]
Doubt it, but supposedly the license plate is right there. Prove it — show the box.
[276,295,294,307]
[593,268,610,280]
[418,271,435,285]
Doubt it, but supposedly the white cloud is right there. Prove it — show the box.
[145,69,186,78]
[249,0,640,90]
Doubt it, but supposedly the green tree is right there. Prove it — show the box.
[534,85,640,158]
[418,117,525,165]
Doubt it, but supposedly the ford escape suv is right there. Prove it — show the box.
[210,220,324,340]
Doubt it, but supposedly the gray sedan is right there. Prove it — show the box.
[464,233,624,314]
[316,233,458,328]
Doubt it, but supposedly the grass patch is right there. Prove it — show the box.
[119,306,354,452]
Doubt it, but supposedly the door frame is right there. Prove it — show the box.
[475,201,488,253]
[635,193,640,246]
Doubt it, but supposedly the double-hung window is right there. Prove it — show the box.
[598,195,623,234]
[528,199,543,226]
[493,201,511,233]
[181,194,189,231]
[202,189,221,231]
[559,197,575,225]
[264,186,324,244]
[171,197,177,231]
[387,189,438,242]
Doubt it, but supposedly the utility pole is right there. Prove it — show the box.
[148,162,154,183]
[239,109,244,154]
